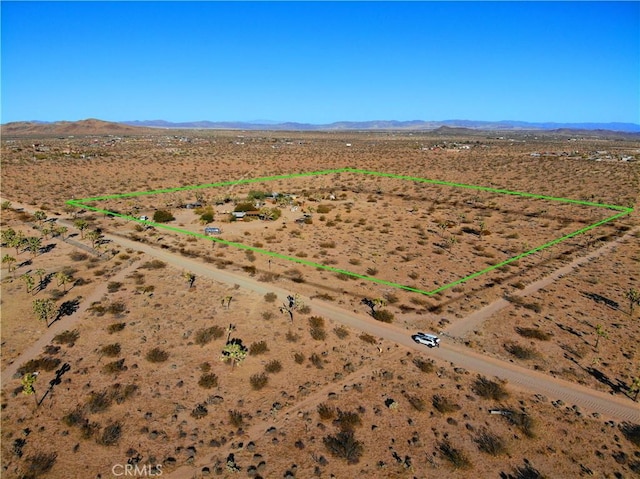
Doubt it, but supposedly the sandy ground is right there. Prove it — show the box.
[1,129,639,479]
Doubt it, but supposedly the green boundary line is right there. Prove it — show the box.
[67,168,633,296]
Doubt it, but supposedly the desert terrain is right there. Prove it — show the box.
[1,121,639,478]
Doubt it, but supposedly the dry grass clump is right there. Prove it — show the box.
[358,333,377,344]
[437,440,472,470]
[198,373,219,389]
[194,325,224,345]
[472,375,509,400]
[107,322,126,334]
[474,430,507,456]
[264,292,278,302]
[100,343,121,357]
[333,325,349,339]
[145,347,169,363]
[228,409,244,428]
[264,359,282,373]
[293,352,305,364]
[323,430,363,464]
[102,358,126,374]
[317,402,336,420]
[250,373,268,390]
[140,259,166,269]
[25,452,58,477]
[432,395,460,414]
[413,357,435,373]
[516,327,552,341]
[18,356,61,375]
[53,329,79,346]
[249,340,269,355]
[98,422,122,446]
[505,343,539,360]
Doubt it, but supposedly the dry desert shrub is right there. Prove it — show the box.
[405,394,426,412]
[293,352,305,364]
[516,327,552,341]
[333,326,349,339]
[432,395,460,414]
[86,390,112,413]
[335,409,362,431]
[620,422,640,447]
[358,333,377,344]
[53,329,79,346]
[194,325,224,345]
[250,373,268,390]
[413,357,435,373]
[264,292,278,302]
[249,340,269,355]
[437,440,471,470]
[107,322,126,334]
[372,309,394,323]
[317,403,336,420]
[511,461,547,479]
[228,409,244,428]
[309,353,324,369]
[472,375,509,400]
[505,343,539,360]
[25,451,57,477]
[145,348,169,363]
[198,373,219,389]
[102,358,126,374]
[100,343,121,357]
[264,359,282,373]
[98,422,122,446]
[18,356,60,375]
[323,430,363,464]
[140,259,166,270]
[191,403,208,419]
[474,430,507,456]
[310,326,327,341]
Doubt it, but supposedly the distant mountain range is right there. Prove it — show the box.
[121,119,640,133]
[2,118,639,137]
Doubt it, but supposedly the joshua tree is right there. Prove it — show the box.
[55,271,71,291]
[54,225,68,240]
[222,295,233,309]
[33,210,47,226]
[2,254,16,273]
[26,236,42,257]
[625,288,640,317]
[221,339,248,369]
[74,219,88,239]
[280,294,303,322]
[183,272,196,289]
[21,372,39,406]
[594,324,608,350]
[86,230,102,250]
[21,273,35,293]
[629,377,640,402]
[8,231,26,256]
[34,268,46,289]
[33,298,57,327]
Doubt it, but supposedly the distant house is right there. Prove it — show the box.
[231,212,246,220]
[204,227,222,235]
[184,202,203,209]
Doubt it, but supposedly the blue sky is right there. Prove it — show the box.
[1,1,638,124]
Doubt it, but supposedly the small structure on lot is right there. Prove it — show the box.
[204,227,222,235]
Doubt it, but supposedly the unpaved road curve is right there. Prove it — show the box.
[445,226,640,338]
[102,233,639,423]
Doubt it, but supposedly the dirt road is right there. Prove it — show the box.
[3,204,638,424]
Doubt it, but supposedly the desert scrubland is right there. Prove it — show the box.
[1,122,639,478]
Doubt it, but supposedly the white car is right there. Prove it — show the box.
[411,332,440,348]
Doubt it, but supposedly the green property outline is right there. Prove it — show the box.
[66,168,633,296]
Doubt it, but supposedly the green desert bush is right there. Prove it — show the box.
[372,309,394,323]
[153,210,174,223]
